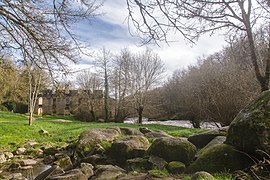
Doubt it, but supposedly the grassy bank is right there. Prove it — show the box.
[0,111,205,151]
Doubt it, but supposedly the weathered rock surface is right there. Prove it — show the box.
[77,128,121,156]
[47,169,88,180]
[187,144,253,173]
[92,165,125,180]
[82,154,113,166]
[148,137,196,164]
[108,135,150,163]
[148,156,168,170]
[19,159,37,166]
[188,130,223,148]
[16,147,26,155]
[226,90,270,155]
[120,127,143,136]
[144,130,172,139]
[79,163,94,178]
[4,152,14,159]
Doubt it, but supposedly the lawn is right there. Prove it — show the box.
[0,111,205,151]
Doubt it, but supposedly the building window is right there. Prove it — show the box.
[38,97,43,105]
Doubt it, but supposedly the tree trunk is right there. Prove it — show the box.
[104,67,110,122]
[90,110,96,121]
[138,105,144,124]
[29,112,33,126]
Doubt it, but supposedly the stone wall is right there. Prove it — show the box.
[35,89,105,117]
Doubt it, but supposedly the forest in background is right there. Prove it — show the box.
[1,26,268,128]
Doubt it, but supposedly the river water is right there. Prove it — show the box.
[124,118,220,129]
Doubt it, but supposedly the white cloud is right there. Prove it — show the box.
[70,1,227,76]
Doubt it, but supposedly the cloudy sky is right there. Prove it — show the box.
[71,1,227,76]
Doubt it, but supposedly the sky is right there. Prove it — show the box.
[70,1,227,76]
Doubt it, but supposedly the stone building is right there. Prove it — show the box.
[35,89,104,118]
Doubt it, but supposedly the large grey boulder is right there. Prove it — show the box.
[108,136,150,163]
[148,137,196,164]
[188,130,223,148]
[77,128,121,156]
[226,90,270,155]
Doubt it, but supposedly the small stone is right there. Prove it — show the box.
[20,165,33,170]
[19,159,37,166]
[16,147,27,155]
[26,140,39,147]
[4,152,14,159]
[0,152,6,163]
[39,129,49,135]
[35,149,43,156]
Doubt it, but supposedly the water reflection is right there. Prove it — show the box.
[20,163,51,180]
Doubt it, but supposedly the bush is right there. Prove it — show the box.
[2,101,16,111]
[0,104,8,111]
[75,111,96,122]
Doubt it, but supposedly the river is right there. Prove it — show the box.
[124,118,220,129]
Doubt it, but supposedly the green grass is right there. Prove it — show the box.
[0,111,205,151]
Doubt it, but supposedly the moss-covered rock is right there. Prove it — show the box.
[167,161,185,174]
[77,128,121,156]
[191,171,215,180]
[197,136,226,156]
[226,90,270,155]
[54,156,72,170]
[148,137,196,164]
[187,144,253,173]
[108,136,150,164]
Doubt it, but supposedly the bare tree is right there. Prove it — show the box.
[129,48,165,123]
[96,48,112,122]
[77,70,102,121]
[0,0,102,75]
[111,48,133,122]
[126,0,270,91]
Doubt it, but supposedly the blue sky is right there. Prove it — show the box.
[70,1,227,75]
